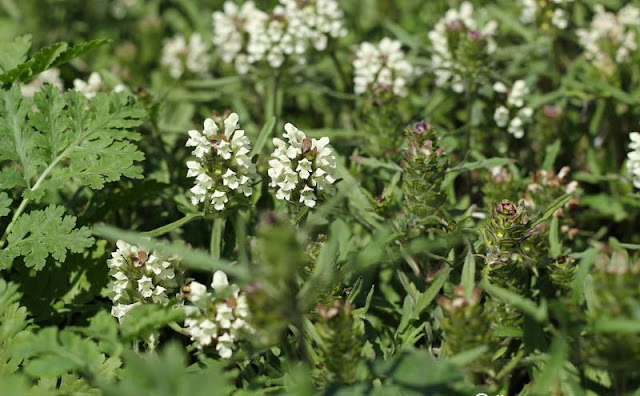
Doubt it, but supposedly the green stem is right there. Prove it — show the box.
[264,73,281,124]
[234,211,249,267]
[0,152,65,247]
[464,80,475,156]
[0,198,28,248]
[210,217,226,260]
[329,51,347,92]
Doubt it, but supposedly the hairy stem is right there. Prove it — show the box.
[210,216,226,260]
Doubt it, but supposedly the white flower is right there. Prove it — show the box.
[111,302,140,320]
[519,0,573,29]
[161,34,209,79]
[73,72,103,99]
[508,117,525,139]
[212,0,346,74]
[577,5,639,75]
[353,38,416,97]
[507,80,529,107]
[627,132,640,189]
[493,80,534,138]
[187,281,209,302]
[106,241,181,320]
[20,68,64,98]
[212,270,229,293]
[185,113,257,211]
[183,271,252,357]
[494,106,510,128]
[551,9,569,29]
[268,123,337,208]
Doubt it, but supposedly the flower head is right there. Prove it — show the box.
[492,80,533,139]
[107,240,181,320]
[183,271,252,358]
[577,5,639,75]
[428,2,497,93]
[353,38,416,97]
[161,33,209,79]
[268,123,337,207]
[185,113,257,212]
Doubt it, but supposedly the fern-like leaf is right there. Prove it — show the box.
[0,205,93,270]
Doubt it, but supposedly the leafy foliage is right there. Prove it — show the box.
[1,0,640,394]
[0,205,93,270]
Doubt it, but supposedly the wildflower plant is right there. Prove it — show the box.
[428,1,497,93]
[4,1,640,395]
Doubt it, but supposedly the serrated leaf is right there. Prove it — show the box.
[0,86,41,187]
[0,35,31,72]
[100,343,236,396]
[0,205,94,270]
[15,327,108,378]
[0,279,31,378]
[1,85,146,199]
[0,168,25,191]
[0,39,109,85]
[0,193,11,217]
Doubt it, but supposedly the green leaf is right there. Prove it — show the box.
[251,116,276,156]
[0,86,40,187]
[0,279,31,378]
[141,213,204,237]
[481,279,548,322]
[542,139,561,171]
[14,327,107,378]
[100,343,236,396]
[529,194,571,229]
[414,265,451,318]
[0,205,94,270]
[0,193,11,217]
[549,215,561,258]
[448,157,513,173]
[461,247,476,298]
[120,304,185,342]
[0,39,109,85]
[530,337,568,395]
[1,86,146,199]
[0,35,31,72]
[592,318,640,333]
[93,224,249,281]
[50,39,110,70]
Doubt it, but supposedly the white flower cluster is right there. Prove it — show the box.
[577,5,640,75]
[184,271,251,358]
[107,240,180,320]
[186,113,257,211]
[520,0,574,30]
[73,72,126,99]
[161,34,209,79]
[212,0,347,74]
[353,38,416,97]
[493,80,534,139]
[428,2,498,93]
[20,68,64,98]
[268,123,337,208]
[627,132,640,189]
